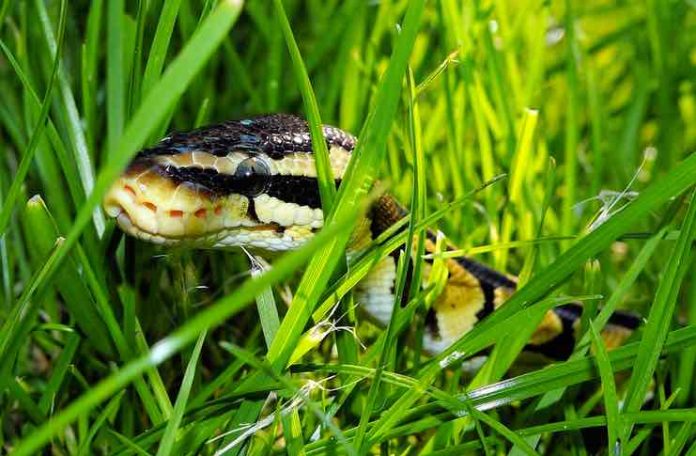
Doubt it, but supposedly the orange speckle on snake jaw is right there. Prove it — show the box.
[169,210,184,218]
[143,202,157,212]
[194,208,207,219]
[124,185,136,197]
[214,205,222,215]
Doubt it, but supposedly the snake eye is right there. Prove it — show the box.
[234,156,270,196]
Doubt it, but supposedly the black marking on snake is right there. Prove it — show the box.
[265,175,340,208]
[453,257,517,291]
[605,307,641,330]
[368,195,407,239]
[527,304,580,360]
[474,282,497,321]
[246,197,259,222]
[527,303,641,360]
[137,114,356,160]
[424,307,440,338]
[159,165,339,209]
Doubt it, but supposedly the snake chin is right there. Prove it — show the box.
[109,206,289,249]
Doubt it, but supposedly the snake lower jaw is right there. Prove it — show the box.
[106,198,294,249]
[103,175,284,247]
[104,182,317,251]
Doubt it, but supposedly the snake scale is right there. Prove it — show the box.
[104,114,640,360]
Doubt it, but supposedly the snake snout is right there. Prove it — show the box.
[103,161,249,243]
[103,173,167,239]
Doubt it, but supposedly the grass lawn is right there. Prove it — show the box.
[2,0,696,454]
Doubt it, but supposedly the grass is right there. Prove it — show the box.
[1,0,696,454]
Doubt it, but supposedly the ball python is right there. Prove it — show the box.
[103,114,639,359]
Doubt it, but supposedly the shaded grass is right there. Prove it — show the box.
[1,0,696,454]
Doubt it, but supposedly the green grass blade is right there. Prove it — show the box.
[34,0,104,235]
[77,391,125,455]
[272,0,335,211]
[623,190,696,418]
[140,0,183,98]
[156,331,207,456]
[106,0,125,156]
[589,321,620,453]
[248,255,280,348]
[0,0,66,236]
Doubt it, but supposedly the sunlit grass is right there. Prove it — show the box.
[1,0,696,454]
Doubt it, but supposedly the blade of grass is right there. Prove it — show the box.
[34,0,105,236]
[81,0,102,155]
[281,409,306,456]
[77,392,125,455]
[156,331,207,456]
[106,0,124,156]
[38,332,81,413]
[248,255,280,348]
[140,0,183,98]
[21,196,112,354]
[0,0,66,237]
[622,190,696,425]
[560,0,581,250]
[353,251,408,452]
[589,321,620,454]
[272,0,335,211]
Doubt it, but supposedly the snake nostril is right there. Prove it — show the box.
[169,210,184,218]
[194,208,207,219]
[143,202,157,212]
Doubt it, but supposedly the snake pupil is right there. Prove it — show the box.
[234,156,270,197]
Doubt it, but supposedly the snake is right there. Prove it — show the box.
[103,113,640,359]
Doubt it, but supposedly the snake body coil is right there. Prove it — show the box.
[104,114,639,358]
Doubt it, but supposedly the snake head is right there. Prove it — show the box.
[103,115,354,250]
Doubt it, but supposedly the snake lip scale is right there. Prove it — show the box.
[104,113,641,359]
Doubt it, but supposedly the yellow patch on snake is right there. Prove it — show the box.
[268,146,350,177]
[528,311,564,345]
[494,286,514,307]
[598,324,633,350]
[253,194,323,228]
[428,260,486,349]
[355,256,397,325]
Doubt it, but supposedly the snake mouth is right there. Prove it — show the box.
[108,205,281,246]
[103,164,281,246]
